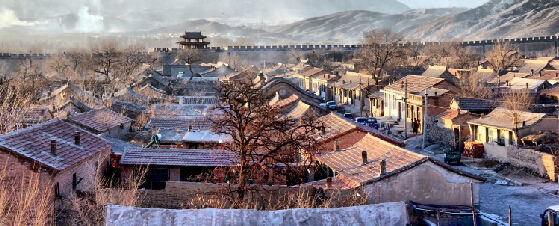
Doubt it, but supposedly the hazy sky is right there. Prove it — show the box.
[398,0,489,9]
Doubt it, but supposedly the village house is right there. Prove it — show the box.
[313,113,368,154]
[435,109,479,145]
[162,64,213,78]
[68,108,133,138]
[487,72,530,86]
[311,134,483,206]
[0,118,112,198]
[467,108,555,159]
[368,92,384,117]
[517,59,550,75]
[450,98,495,115]
[3,106,53,131]
[331,72,372,110]
[528,69,559,85]
[120,148,237,189]
[421,65,458,84]
[382,75,460,134]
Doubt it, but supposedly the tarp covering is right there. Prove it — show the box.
[106,202,409,226]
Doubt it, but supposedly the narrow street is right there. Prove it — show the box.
[404,136,558,226]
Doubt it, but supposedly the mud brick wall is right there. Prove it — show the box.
[507,146,556,181]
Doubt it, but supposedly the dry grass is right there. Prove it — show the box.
[0,158,53,226]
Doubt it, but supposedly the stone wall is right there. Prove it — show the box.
[106,202,409,226]
[507,146,556,180]
[365,161,481,207]
[132,181,362,210]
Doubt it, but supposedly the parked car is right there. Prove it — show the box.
[343,113,353,120]
[355,117,368,125]
[541,205,559,226]
[443,149,462,165]
[367,118,380,129]
[326,101,337,110]
[319,101,327,108]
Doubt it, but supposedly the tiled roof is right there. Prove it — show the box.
[468,108,546,130]
[453,98,495,112]
[384,75,444,94]
[368,91,384,100]
[333,72,372,90]
[301,67,327,78]
[527,70,559,81]
[69,108,133,133]
[273,94,299,109]
[120,148,238,167]
[100,134,142,155]
[158,129,231,143]
[294,175,359,189]
[314,113,357,143]
[488,72,530,84]
[421,66,448,78]
[0,119,112,171]
[541,85,559,98]
[518,60,549,74]
[317,134,427,185]
[472,69,497,82]
[284,101,314,119]
[152,104,212,118]
[505,77,546,90]
[437,109,468,120]
[147,117,212,130]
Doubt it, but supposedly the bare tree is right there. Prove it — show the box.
[287,49,305,64]
[64,48,88,74]
[209,76,323,199]
[305,49,332,70]
[501,89,534,112]
[219,53,249,71]
[486,41,523,76]
[176,48,202,80]
[44,53,70,79]
[356,29,407,86]
[459,71,491,98]
[90,40,121,80]
[116,44,146,83]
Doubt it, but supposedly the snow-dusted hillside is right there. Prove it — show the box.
[403,0,559,40]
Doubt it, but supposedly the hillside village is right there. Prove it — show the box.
[1,30,559,226]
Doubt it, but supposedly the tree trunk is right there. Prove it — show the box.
[189,65,194,81]
[238,149,246,200]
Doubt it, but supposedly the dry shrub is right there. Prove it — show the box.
[0,158,53,226]
[57,163,148,226]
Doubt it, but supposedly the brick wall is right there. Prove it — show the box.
[128,181,362,210]
[0,151,56,225]
[54,148,110,197]
[429,81,460,117]
[318,130,367,153]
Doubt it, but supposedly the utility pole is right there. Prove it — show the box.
[401,80,408,140]
[359,75,363,117]
[422,90,428,151]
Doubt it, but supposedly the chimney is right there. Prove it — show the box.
[326,177,332,189]
[531,69,534,75]
[380,159,386,176]
[321,127,326,135]
[526,83,529,90]
[342,80,346,84]
[334,140,340,151]
[74,131,81,146]
[522,121,526,127]
[434,91,438,97]
[506,80,509,86]
[328,74,330,79]
[362,151,368,165]
[50,139,57,155]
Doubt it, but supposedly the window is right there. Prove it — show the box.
[72,173,77,190]
[55,182,60,198]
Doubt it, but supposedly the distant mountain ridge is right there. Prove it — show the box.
[402,0,559,40]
